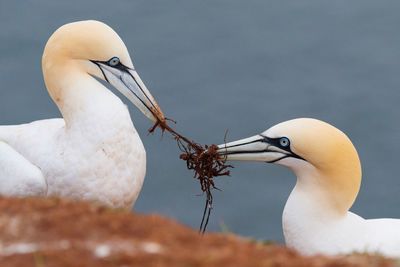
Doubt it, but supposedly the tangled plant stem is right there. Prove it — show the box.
[149,119,233,233]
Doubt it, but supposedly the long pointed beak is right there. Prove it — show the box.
[217,134,296,163]
[97,63,165,123]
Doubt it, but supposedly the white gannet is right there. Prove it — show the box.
[0,20,165,209]
[217,118,400,257]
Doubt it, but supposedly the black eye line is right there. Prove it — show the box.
[106,57,135,72]
[261,136,291,151]
[260,135,305,161]
[108,61,127,71]
[91,58,132,72]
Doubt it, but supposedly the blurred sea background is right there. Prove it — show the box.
[1,1,400,242]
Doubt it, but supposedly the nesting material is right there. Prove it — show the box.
[149,119,233,233]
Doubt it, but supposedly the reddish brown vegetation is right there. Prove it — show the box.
[0,197,395,267]
[149,119,232,232]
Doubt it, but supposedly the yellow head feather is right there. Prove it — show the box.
[42,20,132,103]
[267,118,362,213]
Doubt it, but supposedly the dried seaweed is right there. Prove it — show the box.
[149,119,232,233]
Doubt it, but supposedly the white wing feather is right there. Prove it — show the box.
[0,141,47,197]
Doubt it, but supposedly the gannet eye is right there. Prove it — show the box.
[279,137,290,148]
[108,57,120,67]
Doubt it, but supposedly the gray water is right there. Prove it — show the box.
[1,1,400,242]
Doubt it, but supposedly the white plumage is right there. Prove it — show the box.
[218,118,400,257]
[0,20,165,209]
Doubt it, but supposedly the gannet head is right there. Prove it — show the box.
[42,20,164,122]
[218,118,362,213]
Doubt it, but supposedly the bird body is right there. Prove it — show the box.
[0,20,164,209]
[283,182,400,257]
[0,96,145,208]
[218,118,400,257]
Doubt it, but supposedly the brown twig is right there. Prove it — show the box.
[149,119,233,233]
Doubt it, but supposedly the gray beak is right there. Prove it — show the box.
[217,134,303,163]
[95,62,165,123]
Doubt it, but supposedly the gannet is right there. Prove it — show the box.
[0,20,165,209]
[217,118,400,257]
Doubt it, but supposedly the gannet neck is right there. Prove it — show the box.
[286,148,362,216]
[316,154,361,215]
[42,59,125,128]
[282,158,364,255]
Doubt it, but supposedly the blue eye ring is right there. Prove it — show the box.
[279,137,290,148]
[108,57,120,67]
